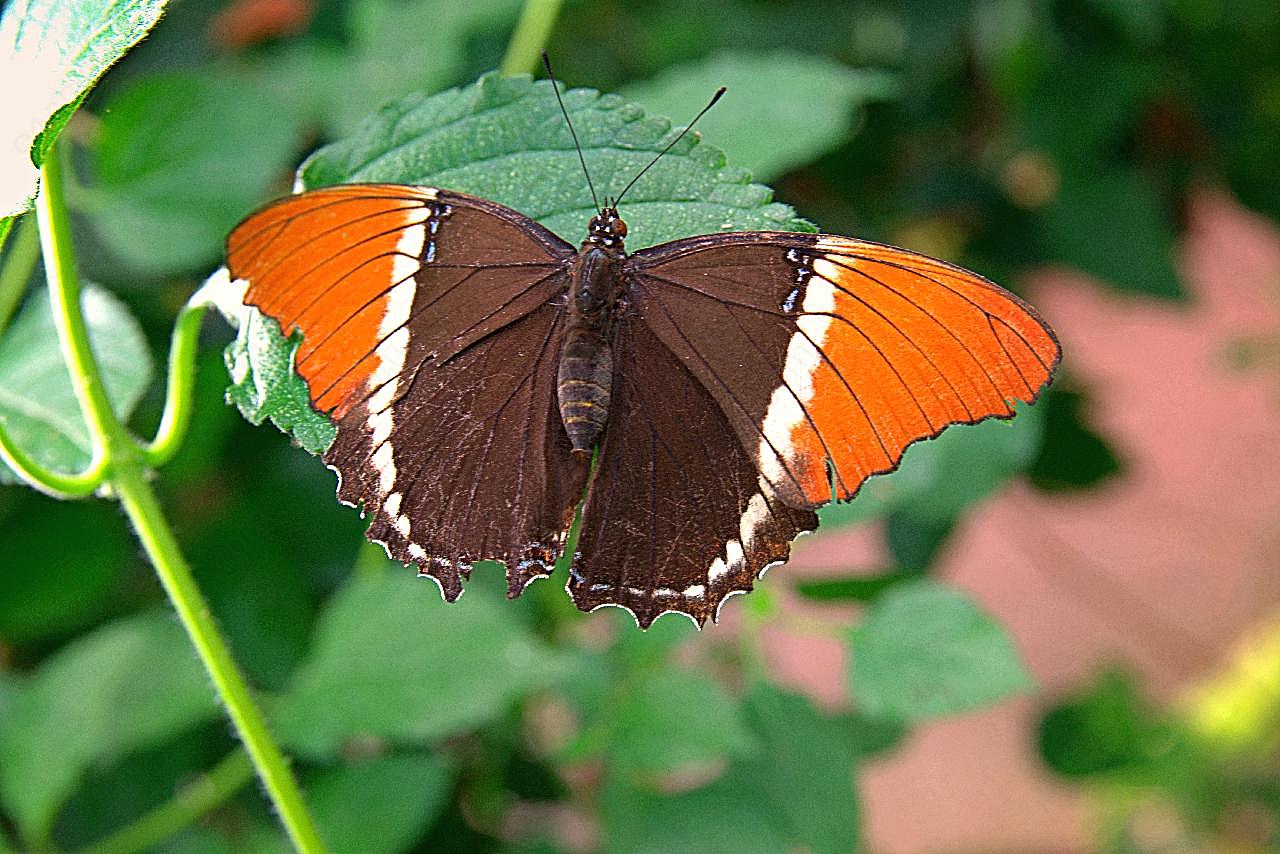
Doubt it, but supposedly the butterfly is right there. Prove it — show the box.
[225,69,1060,628]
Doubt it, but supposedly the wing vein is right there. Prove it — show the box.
[637,283,811,501]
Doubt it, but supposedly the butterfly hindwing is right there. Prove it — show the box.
[627,232,1061,510]
[571,315,819,628]
[227,184,588,597]
[330,301,590,599]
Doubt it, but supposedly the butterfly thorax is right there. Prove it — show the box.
[557,211,628,456]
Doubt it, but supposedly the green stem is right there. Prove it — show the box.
[139,300,207,467]
[0,212,39,336]
[738,596,771,687]
[36,151,117,454]
[112,460,326,853]
[500,0,564,76]
[0,424,107,497]
[35,150,328,854]
[84,750,254,854]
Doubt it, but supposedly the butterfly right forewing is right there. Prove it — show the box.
[626,231,1061,510]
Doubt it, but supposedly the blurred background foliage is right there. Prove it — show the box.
[1,0,1278,851]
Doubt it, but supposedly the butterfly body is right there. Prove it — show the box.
[558,209,629,454]
[227,183,1059,627]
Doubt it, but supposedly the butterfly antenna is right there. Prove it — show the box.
[612,86,726,209]
[542,51,601,214]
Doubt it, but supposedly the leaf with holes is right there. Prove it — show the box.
[212,271,337,456]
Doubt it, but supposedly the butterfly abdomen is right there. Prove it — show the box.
[557,329,612,454]
[557,235,626,454]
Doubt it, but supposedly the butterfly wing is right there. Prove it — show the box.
[625,232,1061,510]
[227,184,589,597]
[570,313,819,628]
[571,232,1059,625]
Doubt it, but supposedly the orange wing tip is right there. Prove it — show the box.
[226,190,440,420]
[754,236,1060,507]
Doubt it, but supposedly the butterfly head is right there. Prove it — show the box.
[587,206,628,248]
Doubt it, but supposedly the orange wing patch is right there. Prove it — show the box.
[762,236,1060,505]
[226,185,437,418]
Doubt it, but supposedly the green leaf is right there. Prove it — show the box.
[1028,385,1123,491]
[793,569,923,603]
[55,727,225,851]
[30,92,88,168]
[304,0,525,137]
[572,666,755,779]
[0,500,129,643]
[210,271,336,455]
[1040,167,1183,298]
[602,769,785,854]
[610,610,700,667]
[622,51,897,182]
[602,684,861,854]
[87,67,308,276]
[0,283,153,484]
[837,709,907,760]
[0,672,16,727]
[884,509,954,570]
[849,579,1032,721]
[300,72,810,249]
[0,214,31,329]
[735,685,863,853]
[1012,53,1160,165]
[1038,669,1154,778]
[0,0,169,217]
[215,70,811,452]
[819,401,1045,528]
[281,754,453,854]
[0,610,220,843]
[273,570,571,760]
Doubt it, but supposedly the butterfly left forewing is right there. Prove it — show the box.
[627,232,1061,510]
[227,184,588,598]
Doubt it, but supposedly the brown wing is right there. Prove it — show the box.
[571,315,818,628]
[625,232,1060,510]
[226,184,588,597]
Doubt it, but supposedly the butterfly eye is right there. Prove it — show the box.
[615,220,628,238]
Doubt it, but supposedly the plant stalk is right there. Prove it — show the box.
[500,0,564,76]
[140,299,208,467]
[84,750,254,854]
[0,212,39,336]
[35,150,327,854]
